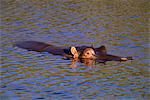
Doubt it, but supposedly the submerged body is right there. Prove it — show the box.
[16,41,132,62]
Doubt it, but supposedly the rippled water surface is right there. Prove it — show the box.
[0,0,149,99]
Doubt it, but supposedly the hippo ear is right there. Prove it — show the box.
[71,46,78,58]
[97,45,107,54]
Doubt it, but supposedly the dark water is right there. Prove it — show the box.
[0,0,149,99]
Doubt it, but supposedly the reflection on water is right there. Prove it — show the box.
[0,0,149,99]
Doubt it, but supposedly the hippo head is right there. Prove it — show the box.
[71,47,96,59]
[81,48,96,59]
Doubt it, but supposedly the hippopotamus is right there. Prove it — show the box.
[16,41,133,63]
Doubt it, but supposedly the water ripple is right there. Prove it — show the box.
[1,0,149,99]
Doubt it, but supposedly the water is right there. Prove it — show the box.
[0,0,149,99]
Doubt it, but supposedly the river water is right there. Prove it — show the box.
[0,0,149,100]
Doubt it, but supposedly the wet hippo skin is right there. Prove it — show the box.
[16,41,65,55]
[16,41,133,62]
[16,41,94,57]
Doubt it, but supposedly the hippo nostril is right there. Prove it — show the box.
[92,54,96,56]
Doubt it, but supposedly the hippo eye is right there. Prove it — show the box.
[87,52,89,55]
